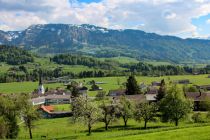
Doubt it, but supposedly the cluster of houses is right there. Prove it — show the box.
[30,77,210,118]
[31,78,104,118]
[109,79,210,111]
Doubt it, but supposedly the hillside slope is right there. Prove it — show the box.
[1,24,210,62]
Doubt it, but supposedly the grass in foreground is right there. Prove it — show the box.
[18,117,210,140]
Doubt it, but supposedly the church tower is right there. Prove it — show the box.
[38,70,45,94]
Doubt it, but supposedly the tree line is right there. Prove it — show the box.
[71,83,194,135]
[52,54,118,70]
[0,45,34,65]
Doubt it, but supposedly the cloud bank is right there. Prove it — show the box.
[0,0,210,38]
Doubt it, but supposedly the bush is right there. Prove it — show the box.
[95,91,106,100]
[192,112,206,123]
[206,112,210,120]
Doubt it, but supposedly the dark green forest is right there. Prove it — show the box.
[0,45,34,65]
[1,45,210,83]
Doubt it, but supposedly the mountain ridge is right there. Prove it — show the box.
[1,24,210,63]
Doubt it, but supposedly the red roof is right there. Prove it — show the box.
[40,105,54,113]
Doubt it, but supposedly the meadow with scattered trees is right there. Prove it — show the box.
[1,75,210,139]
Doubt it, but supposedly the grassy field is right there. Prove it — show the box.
[53,104,71,111]
[1,74,210,94]
[18,117,210,140]
[108,125,210,140]
[0,82,64,94]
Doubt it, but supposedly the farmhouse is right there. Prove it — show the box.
[185,92,210,111]
[45,94,71,105]
[31,94,71,106]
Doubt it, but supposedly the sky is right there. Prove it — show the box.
[1,0,210,38]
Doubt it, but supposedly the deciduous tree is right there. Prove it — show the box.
[160,84,193,126]
[135,102,157,129]
[118,96,133,127]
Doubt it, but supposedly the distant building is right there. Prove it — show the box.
[31,93,71,106]
[45,95,71,105]
[151,81,161,86]
[108,89,126,96]
[185,92,210,111]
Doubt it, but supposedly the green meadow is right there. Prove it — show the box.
[18,117,210,140]
[1,74,210,94]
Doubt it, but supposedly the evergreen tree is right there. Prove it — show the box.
[126,75,140,95]
[156,79,166,101]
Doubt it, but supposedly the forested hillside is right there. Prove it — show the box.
[1,24,210,63]
[0,45,34,65]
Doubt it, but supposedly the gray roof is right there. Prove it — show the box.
[45,95,71,99]
[31,97,45,105]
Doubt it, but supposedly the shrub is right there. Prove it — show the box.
[192,112,205,123]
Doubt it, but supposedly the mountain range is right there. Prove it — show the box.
[1,24,210,63]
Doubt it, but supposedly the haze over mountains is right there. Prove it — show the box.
[1,24,210,63]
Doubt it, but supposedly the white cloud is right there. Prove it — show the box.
[206,19,210,24]
[0,0,210,38]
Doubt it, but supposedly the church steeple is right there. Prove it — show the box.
[38,69,45,94]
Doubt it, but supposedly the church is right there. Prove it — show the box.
[38,73,45,94]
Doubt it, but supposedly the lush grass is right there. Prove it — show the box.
[0,63,11,74]
[18,117,210,140]
[108,125,210,140]
[1,74,210,94]
[76,74,210,96]
[53,104,71,111]
[145,61,173,66]
[0,82,64,94]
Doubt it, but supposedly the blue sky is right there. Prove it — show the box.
[0,0,210,38]
[192,14,210,38]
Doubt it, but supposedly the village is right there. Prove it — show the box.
[30,75,210,119]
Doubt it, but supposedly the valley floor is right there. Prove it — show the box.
[1,74,210,95]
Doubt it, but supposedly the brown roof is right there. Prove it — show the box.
[186,92,210,101]
[113,94,146,102]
